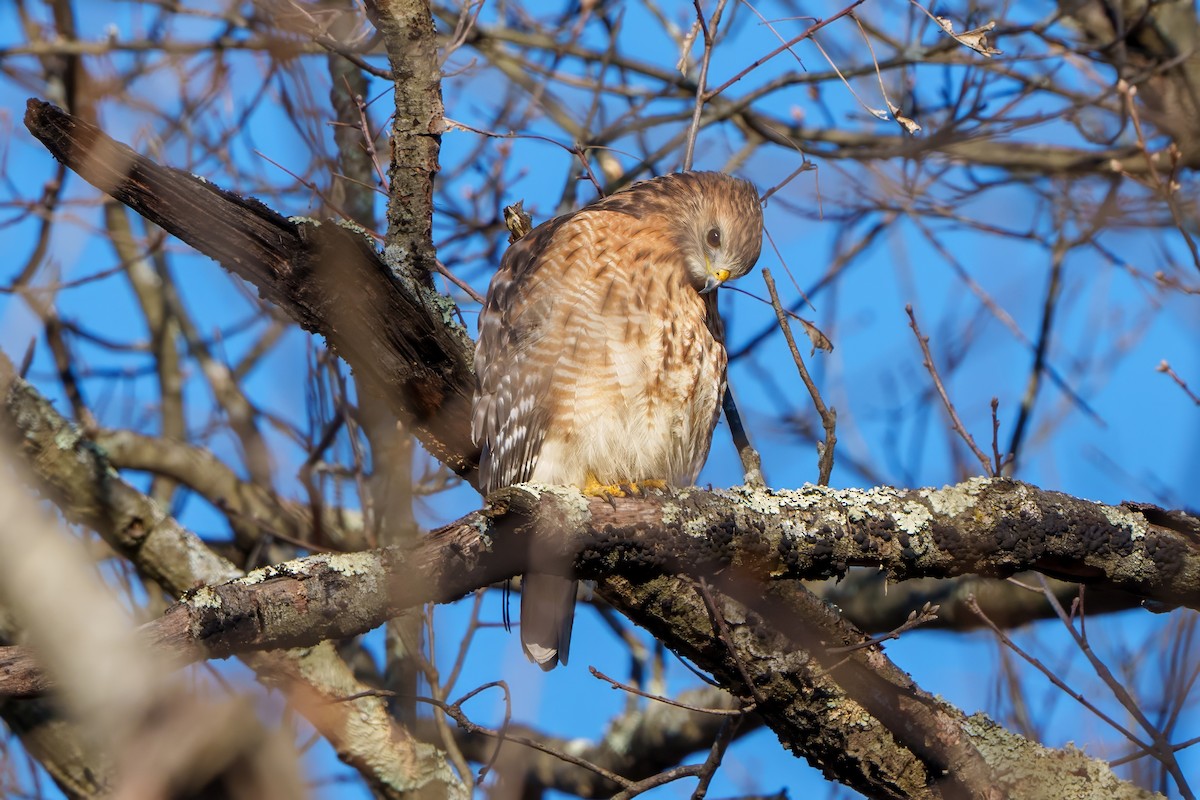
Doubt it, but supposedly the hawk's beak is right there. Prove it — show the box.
[700,261,731,294]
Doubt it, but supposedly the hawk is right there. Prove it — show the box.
[473,171,764,670]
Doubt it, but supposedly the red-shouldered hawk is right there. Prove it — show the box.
[473,171,764,670]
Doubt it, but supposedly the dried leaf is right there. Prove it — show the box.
[797,317,834,355]
[934,16,1001,57]
[887,101,922,135]
[503,201,533,243]
[895,113,922,135]
[676,19,701,75]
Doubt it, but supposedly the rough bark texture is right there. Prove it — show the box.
[5,476,1190,682]
[363,0,446,287]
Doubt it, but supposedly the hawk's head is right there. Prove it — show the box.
[594,170,764,293]
[665,171,764,293]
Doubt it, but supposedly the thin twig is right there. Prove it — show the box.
[905,304,993,476]
[612,764,703,800]
[691,714,741,800]
[1006,242,1064,473]
[825,602,940,654]
[696,579,765,707]
[682,0,729,169]
[965,595,1150,750]
[763,268,836,484]
[990,397,1005,475]
[721,388,765,488]
[1157,361,1200,405]
[589,667,752,716]
[434,259,485,304]
[1116,80,1200,272]
[1035,578,1196,799]
[420,681,635,788]
[705,0,867,100]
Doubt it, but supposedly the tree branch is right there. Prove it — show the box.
[21,97,480,484]
[0,409,1187,793]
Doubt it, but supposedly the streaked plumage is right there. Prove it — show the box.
[473,171,764,669]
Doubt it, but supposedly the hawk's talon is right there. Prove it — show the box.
[582,476,670,500]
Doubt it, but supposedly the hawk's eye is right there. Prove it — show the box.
[706,227,721,248]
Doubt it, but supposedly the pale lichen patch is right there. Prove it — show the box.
[322,551,380,578]
[660,498,681,526]
[780,483,839,511]
[53,427,82,450]
[724,485,782,516]
[336,218,374,242]
[894,501,932,535]
[842,485,895,522]
[429,290,465,330]
[532,482,590,516]
[188,585,223,609]
[1099,504,1149,540]
[964,712,1136,797]
[681,513,711,539]
[925,477,989,518]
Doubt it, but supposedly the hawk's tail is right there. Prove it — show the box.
[520,573,577,671]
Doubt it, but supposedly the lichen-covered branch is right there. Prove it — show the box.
[2,466,1172,798]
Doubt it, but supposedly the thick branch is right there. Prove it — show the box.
[363,0,445,287]
[3,479,1179,676]
[21,97,479,482]
[1,473,1172,798]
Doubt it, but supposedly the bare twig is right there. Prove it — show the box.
[721,388,765,488]
[589,667,752,716]
[695,579,765,707]
[966,594,1150,750]
[763,268,836,484]
[705,1,867,100]
[1036,579,1196,799]
[826,601,940,654]
[690,714,741,800]
[682,0,730,170]
[423,683,634,789]
[990,397,1005,476]
[1006,242,1065,474]
[905,305,993,476]
[1157,361,1200,405]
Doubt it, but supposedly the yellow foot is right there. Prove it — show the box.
[582,476,670,498]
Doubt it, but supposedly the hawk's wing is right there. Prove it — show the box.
[472,216,571,494]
